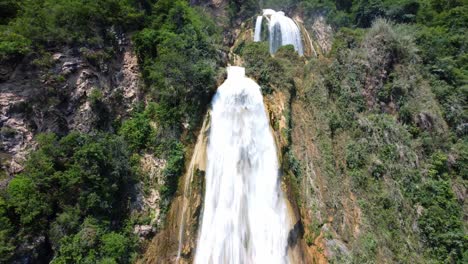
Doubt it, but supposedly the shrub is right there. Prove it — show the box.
[0,31,31,61]
[118,106,157,151]
[160,140,185,199]
[451,141,467,180]
[88,88,103,105]
[0,0,143,62]
[51,217,134,263]
[353,233,378,262]
[133,0,220,132]
[4,132,137,262]
[240,42,296,91]
[100,232,129,261]
[11,0,142,45]
[285,151,303,180]
[417,180,464,262]
[0,197,14,262]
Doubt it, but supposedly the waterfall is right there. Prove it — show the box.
[269,11,304,55]
[253,9,304,56]
[254,16,263,42]
[195,66,290,264]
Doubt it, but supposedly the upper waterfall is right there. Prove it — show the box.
[254,9,304,56]
[194,66,290,263]
[254,16,263,42]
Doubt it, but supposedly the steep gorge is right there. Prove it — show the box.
[0,1,466,264]
[142,2,466,263]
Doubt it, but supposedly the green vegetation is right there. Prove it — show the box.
[0,0,466,263]
[319,3,465,262]
[240,43,299,93]
[0,196,14,262]
[414,151,465,262]
[118,103,185,207]
[0,0,143,60]
[0,31,31,61]
[119,104,157,151]
[1,133,138,263]
[0,101,191,263]
[133,0,221,134]
[1,0,221,259]
[239,1,466,263]
[265,0,467,136]
[321,15,465,262]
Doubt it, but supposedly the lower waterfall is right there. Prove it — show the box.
[194,66,290,264]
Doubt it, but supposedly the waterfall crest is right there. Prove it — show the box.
[195,66,290,264]
[254,9,304,56]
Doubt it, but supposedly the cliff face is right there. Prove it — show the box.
[141,115,209,264]
[2,1,464,263]
[141,2,466,263]
[0,30,141,180]
[139,7,335,262]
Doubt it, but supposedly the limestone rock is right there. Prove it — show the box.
[0,31,141,186]
[134,225,156,238]
[311,16,333,54]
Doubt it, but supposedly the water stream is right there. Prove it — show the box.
[254,16,263,42]
[194,66,290,264]
[254,9,304,56]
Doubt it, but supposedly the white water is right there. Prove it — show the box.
[254,16,263,42]
[195,66,290,264]
[263,9,276,16]
[253,9,304,56]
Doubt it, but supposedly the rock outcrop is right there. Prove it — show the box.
[0,30,141,183]
[140,115,209,264]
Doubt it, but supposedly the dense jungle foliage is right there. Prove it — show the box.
[0,0,466,263]
[0,0,219,262]
[238,0,466,263]
[312,1,462,263]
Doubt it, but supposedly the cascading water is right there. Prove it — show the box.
[254,16,263,42]
[195,66,290,264]
[269,11,304,55]
[254,9,304,56]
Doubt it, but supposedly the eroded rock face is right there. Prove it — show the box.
[134,225,155,239]
[0,31,143,263]
[132,154,167,234]
[0,62,39,179]
[0,92,34,175]
[0,30,141,184]
[311,16,333,54]
[140,116,209,264]
[325,238,351,262]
